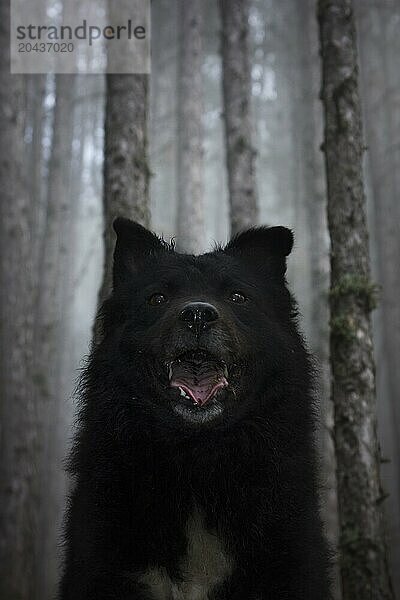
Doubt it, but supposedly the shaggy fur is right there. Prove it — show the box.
[59,219,331,600]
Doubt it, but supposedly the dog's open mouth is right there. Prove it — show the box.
[168,350,228,407]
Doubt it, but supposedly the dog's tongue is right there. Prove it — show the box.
[170,353,228,406]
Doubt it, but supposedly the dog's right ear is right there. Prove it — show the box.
[224,226,294,280]
[113,218,166,288]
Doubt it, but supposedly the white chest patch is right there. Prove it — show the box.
[138,510,233,600]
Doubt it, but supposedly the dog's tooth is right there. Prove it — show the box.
[178,386,193,400]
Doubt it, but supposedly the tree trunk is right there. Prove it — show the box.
[176,0,205,254]
[219,0,258,235]
[95,2,150,341]
[149,0,179,240]
[26,74,47,279]
[98,73,150,308]
[0,1,38,598]
[356,2,400,594]
[35,74,76,600]
[318,1,394,598]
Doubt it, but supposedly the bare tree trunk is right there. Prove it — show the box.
[35,74,76,600]
[176,0,205,254]
[318,1,394,598]
[0,1,38,598]
[26,74,47,273]
[219,0,258,235]
[149,0,179,239]
[94,0,150,343]
[356,2,400,594]
[98,73,150,307]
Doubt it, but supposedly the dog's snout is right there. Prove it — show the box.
[179,302,219,333]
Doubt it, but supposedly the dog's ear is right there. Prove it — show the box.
[113,218,166,288]
[224,226,294,278]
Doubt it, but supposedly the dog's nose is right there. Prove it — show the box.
[179,302,219,334]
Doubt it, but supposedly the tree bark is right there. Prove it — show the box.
[355,2,400,594]
[26,74,47,278]
[0,1,38,598]
[98,73,150,307]
[149,0,179,240]
[35,74,76,600]
[176,0,205,254]
[219,0,258,235]
[318,1,394,598]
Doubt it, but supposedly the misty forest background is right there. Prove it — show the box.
[1,0,400,599]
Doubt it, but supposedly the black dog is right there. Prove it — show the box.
[59,219,331,599]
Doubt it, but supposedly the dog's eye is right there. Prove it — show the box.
[148,293,167,306]
[229,292,247,304]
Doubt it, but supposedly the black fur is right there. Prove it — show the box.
[59,220,331,599]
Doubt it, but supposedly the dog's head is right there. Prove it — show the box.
[99,218,296,429]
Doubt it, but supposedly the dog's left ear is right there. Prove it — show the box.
[224,226,294,278]
[113,218,166,288]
